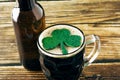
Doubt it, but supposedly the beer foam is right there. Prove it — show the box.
[38,24,84,56]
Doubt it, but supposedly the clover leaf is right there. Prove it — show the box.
[42,28,81,55]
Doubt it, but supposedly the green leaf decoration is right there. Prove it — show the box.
[42,37,60,50]
[42,28,81,55]
[65,35,81,47]
[60,42,68,55]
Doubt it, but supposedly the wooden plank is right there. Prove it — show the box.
[0,26,119,64]
[0,20,120,63]
[0,1,120,67]
[0,23,120,36]
[43,1,120,24]
[1,1,120,24]
[82,63,120,80]
[71,0,120,3]
[0,63,119,80]
[0,1,120,80]
[0,66,45,80]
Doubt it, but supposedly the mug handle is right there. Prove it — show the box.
[84,35,101,67]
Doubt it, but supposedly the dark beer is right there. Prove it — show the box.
[12,0,45,71]
[37,24,86,80]
[40,48,85,80]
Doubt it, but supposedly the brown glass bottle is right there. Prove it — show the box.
[12,0,45,71]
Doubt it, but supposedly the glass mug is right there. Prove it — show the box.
[37,24,101,80]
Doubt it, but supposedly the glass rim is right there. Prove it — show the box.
[37,24,86,58]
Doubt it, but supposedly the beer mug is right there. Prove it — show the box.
[37,24,101,80]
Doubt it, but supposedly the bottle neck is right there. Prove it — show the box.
[18,0,36,11]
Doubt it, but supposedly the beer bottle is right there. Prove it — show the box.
[12,0,45,71]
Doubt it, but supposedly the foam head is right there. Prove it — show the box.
[37,24,85,58]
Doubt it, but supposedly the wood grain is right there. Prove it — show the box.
[0,0,120,64]
[1,1,120,25]
[0,1,120,80]
[0,63,120,80]
[0,24,119,64]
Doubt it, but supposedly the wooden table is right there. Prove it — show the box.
[0,0,120,80]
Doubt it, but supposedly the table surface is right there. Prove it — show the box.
[0,0,120,80]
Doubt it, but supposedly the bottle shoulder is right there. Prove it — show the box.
[12,4,44,22]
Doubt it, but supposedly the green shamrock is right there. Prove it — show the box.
[42,28,81,55]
